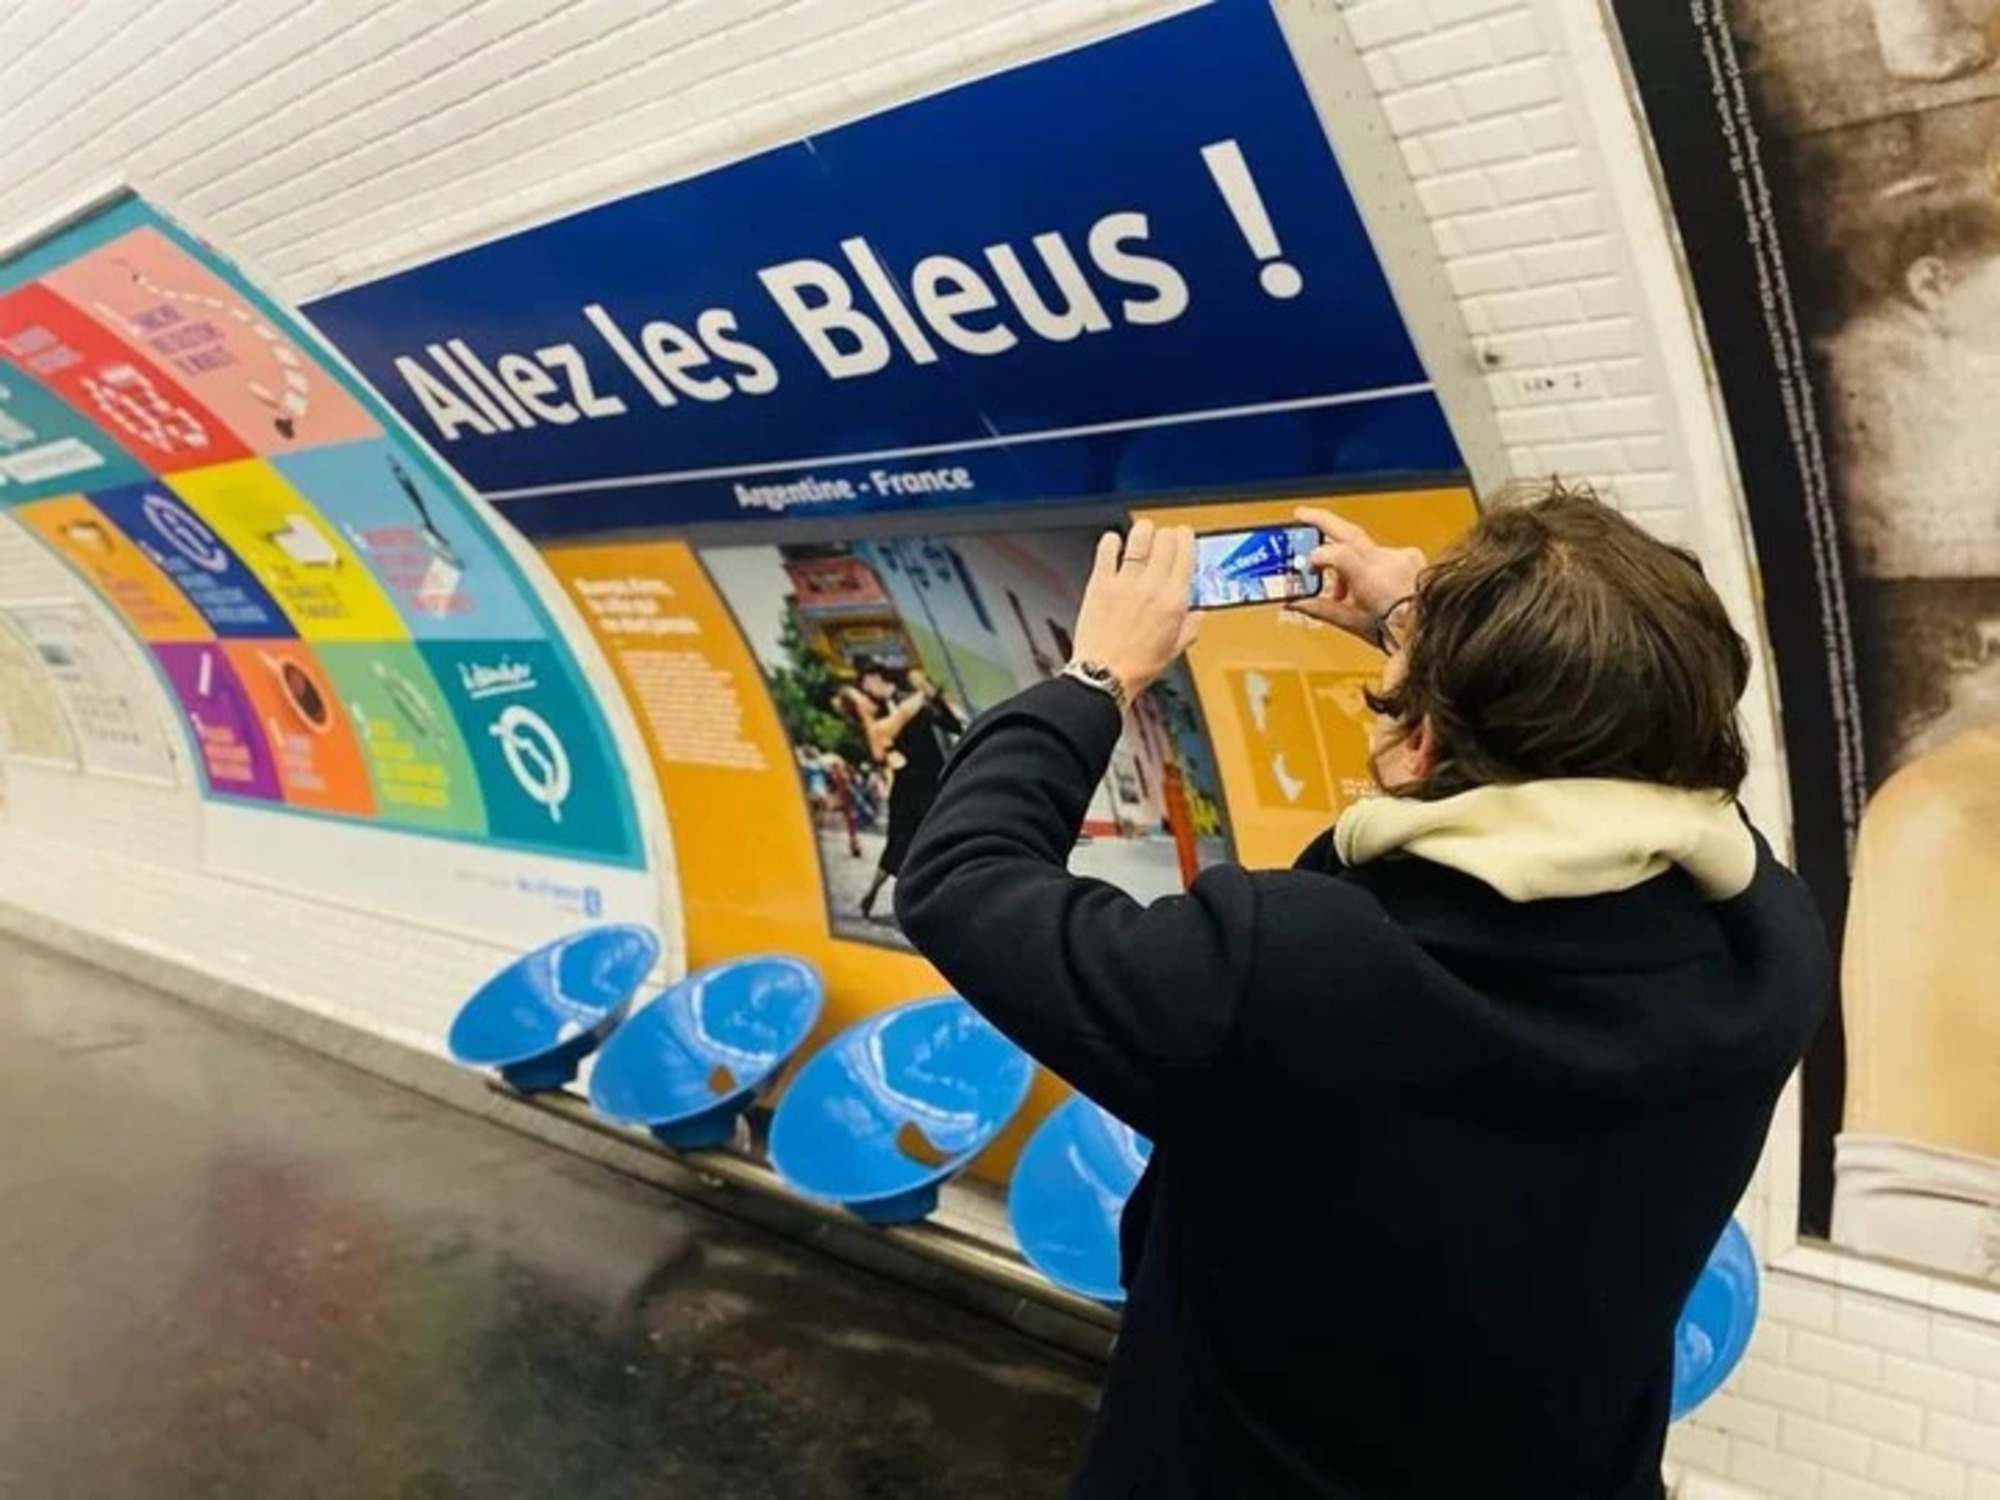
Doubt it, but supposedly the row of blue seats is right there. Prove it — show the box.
[442,924,1135,1289]
[444,924,1755,1418]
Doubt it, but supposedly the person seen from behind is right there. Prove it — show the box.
[895,481,1831,1498]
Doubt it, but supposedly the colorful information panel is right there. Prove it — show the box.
[0,194,642,867]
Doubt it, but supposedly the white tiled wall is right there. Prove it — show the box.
[1664,1270,2000,1498]
[1329,0,1789,837]
[0,0,1173,293]
[0,0,1985,1490]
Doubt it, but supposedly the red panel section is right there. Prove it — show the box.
[0,282,250,473]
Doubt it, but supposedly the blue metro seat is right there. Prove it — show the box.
[446,924,661,1092]
[1008,1095,1152,1305]
[588,955,823,1149]
[1671,1216,1759,1420]
[768,996,1034,1225]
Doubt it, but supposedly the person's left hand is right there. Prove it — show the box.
[1068,519,1202,702]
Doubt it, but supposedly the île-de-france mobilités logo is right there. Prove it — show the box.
[458,653,573,827]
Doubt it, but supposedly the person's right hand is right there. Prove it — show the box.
[1289,506,1426,645]
[1069,519,1202,702]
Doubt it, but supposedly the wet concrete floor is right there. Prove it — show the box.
[0,936,1097,1499]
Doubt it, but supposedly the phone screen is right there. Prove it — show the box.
[1188,524,1323,609]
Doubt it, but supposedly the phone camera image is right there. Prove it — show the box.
[1189,525,1323,609]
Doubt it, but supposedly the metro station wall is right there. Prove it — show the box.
[279,0,1487,1187]
[1,2,1923,1490]
[0,0,1772,1186]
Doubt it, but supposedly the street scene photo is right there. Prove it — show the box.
[701,529,1230,952]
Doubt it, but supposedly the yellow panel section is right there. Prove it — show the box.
[1133,487,1478,870]
[167,458,405,641]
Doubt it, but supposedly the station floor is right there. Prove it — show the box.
[0,933,1099,1500]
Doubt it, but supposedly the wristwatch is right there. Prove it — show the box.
[1060,659,1128,711]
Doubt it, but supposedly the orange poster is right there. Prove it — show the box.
[545,539,1067,1176]
[544,541,943,987]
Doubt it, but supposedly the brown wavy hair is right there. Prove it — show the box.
[1366,479,1751,800]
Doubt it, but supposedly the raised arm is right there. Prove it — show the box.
[894,678,1255,1136]
[893,523,1249,1135]
[841,685,910,766]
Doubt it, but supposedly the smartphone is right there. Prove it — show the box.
[1188,524,1323,609]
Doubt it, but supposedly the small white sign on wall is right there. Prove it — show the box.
[0,611,78,768]
[8,605,176,784]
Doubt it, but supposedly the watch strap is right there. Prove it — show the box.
[1060,659,1128,711]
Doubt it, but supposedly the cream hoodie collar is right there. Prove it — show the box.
[1332,779,1756,903]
